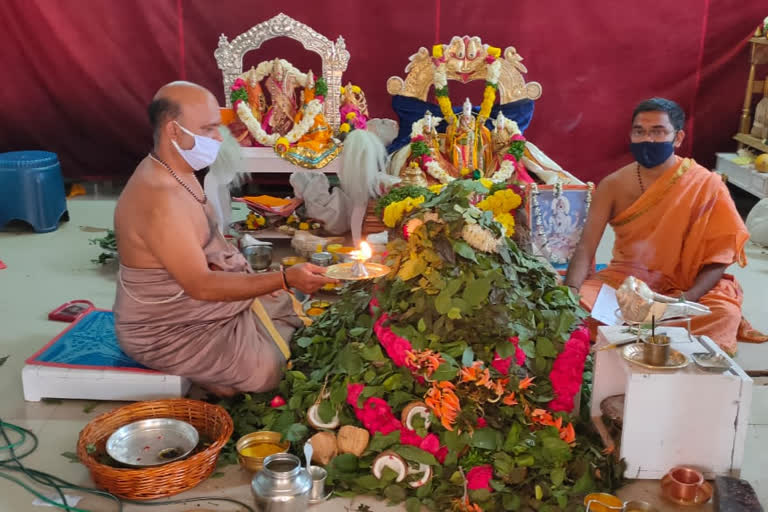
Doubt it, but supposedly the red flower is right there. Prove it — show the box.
[412,135,426,142]
[269,395,286,408]
[511,134,526,142]
[347,383,364,408]
[231,78,246,91]
[466,465,493,491]
[503,153,516,162]
[435,446,449,464]
[371,302,414,368]
[476,417,488,428]
[485,55,497,64]
[491,337,526,375]
[548,326,590,412]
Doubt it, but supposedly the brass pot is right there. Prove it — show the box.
[236,431,290,472]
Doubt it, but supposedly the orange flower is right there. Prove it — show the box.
[406,349,445,378]
[425,381,461,431]
[519,376,535,390]
[502,392,518,406]
[560,422,576,444]
[452,496,483,512]
[488,377,509,398]
[459,361,484,383]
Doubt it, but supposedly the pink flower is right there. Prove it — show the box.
[466,465,494,491]
[412,135,426,142]
[401,429,423,447]
[422,155,434,164]
[419,433,440,454]
[371,305,413,368]
[476,417,488,428]
[435,446,449,464]
[233,99,243,110]
[347,383,364,408]
[231,78,246,91]
[503,153,516,162]
[403,224,410,241]
[511,134,526,142]
[485,55,497,64]
[491,337,526,375]
[548,326,590,412]
[270,395,286,408]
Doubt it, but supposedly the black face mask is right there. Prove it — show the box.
[630,141,675,169]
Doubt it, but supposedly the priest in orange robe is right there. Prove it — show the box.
[566,98,766,355]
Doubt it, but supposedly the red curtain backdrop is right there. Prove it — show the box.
[0,0,763,183]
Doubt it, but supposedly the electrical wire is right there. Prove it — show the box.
[0,419,254,512]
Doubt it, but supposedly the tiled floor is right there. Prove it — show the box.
[1,198,766,511]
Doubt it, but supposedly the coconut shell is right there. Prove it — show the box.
[372,451,407,482]
[337,425,370,456]
[309,431,337,465]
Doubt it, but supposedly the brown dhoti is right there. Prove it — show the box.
[114,234,308,392]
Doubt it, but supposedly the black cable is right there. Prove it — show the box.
[0,419,255,512]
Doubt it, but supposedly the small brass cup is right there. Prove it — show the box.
[643,335,670,366]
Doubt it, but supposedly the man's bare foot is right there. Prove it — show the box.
[738,317,768,343]
[204,384,239,397]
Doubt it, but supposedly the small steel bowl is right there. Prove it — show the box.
[236,431,290,472]
[106,418,198,467]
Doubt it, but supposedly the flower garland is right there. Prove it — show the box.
[548,326,591,412]
[491,134,529,183]
[235,95,322,148]
[475,188,523,236]
[407,117,456,185]
[339,84,368,133]
[461,223,501,253]
[231,72,324,148]
[382,195,425,228]
[431,44,501,128]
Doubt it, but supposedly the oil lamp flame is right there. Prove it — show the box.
[350,241,372,277]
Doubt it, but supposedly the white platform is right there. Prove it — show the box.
[591,326,752,480]
[22,364,190,402]
[716,152,768,199]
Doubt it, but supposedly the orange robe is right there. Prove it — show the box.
[580,158,749,355]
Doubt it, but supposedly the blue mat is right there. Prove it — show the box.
[26,310,152,372]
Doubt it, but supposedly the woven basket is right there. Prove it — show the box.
[77,399,233,500]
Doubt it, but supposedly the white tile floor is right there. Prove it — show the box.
[1,198,766,511]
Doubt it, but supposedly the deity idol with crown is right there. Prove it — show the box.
[279,70,341,168]
[262,58,298,136]
[395,110,459,186]
[446,98,493,177]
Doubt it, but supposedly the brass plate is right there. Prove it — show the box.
[661,478,713,506]
[325,262,390,281]
[622,344,689,370]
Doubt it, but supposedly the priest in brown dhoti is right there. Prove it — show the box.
[113,81,335,396]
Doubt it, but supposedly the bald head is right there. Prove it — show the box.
[148,81,220,144]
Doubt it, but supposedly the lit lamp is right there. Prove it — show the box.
[350,241,372,278]
[325,240,389,281]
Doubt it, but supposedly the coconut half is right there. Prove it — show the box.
[407,462,433,488]
[307,403,340,430]
[401,401,432,431]
[371,451,408,483]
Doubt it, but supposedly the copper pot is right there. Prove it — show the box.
[661,466,703,502]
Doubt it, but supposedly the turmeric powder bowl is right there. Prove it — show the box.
[236,431,290,472]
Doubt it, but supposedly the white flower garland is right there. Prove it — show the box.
[487,59,502,86]
[246,59,313,88]
[409,115,455,184]
[425,160,455,184]
[461,223,501,253]
[237,99,322,147]
[491,159,515,183]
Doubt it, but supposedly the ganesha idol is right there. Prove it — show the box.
[386,36,582,186]
[224,58,341,169]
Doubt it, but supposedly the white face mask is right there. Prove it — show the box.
[171,121,221,170]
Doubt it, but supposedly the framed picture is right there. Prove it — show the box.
[526,183,594,271]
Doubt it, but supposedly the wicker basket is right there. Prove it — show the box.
[77,399,233,500]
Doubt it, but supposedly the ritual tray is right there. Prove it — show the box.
[622,344,689,370]
[325,262,390,281]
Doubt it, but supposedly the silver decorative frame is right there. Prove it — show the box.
[215,13,350,131]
